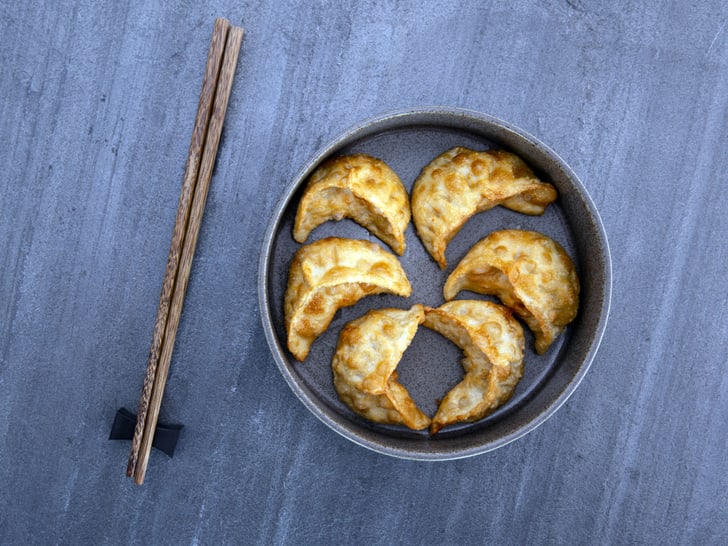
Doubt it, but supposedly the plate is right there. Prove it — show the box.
[258,107,611,459]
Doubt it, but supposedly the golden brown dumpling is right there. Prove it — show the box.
[411,147,557,268]
[284,237,411,361]
[444,229,579,354]
[293,154,410,255]
[423,300,525,434]
[332,305,430,430]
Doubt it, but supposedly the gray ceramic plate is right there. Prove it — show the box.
[259,107,611,459]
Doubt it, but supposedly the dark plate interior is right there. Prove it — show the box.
[259,108,611,459]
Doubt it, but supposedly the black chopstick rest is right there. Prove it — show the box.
[110,408,183,457]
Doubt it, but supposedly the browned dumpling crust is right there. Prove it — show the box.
[411,147,557,268]
[444,229,579,354]
[284,237,411,361]
[423,300,525,434]
[293,154,411,255]
[332,305,430,430]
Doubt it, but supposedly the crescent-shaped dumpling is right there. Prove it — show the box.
[443,229,579,354]
[284,237,412,361]
[293,154,411,255]
[423,300,525,434]
[332,305,430,430]
[411,147,558,268]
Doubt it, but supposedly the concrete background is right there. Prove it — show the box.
[2,1,727,544]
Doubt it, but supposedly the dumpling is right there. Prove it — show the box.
[284,237,411,361]
[411,147,557,268]
[293,154,411,255]
[444,229,579,354]
[332,305,430,430]
[423,300,525,434]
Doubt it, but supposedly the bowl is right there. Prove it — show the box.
[258,107,611,459]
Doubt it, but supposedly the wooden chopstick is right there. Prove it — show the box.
[125,18,229,480]
[127,19,243,484]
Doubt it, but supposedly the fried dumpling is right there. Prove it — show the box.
[444,229,579,354]
[423,300,525,434]
[293,154,411,255]
[332,305,430,430]
[284,237,411,361]
[411,147,557,268]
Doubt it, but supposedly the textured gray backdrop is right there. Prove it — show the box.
[1,1,727,544]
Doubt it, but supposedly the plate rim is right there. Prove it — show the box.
[258,106,612,460]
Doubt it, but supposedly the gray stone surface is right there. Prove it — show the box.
[1,1,726,544]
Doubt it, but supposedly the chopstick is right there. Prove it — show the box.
[125,17,227,481]
[126,19,244,485]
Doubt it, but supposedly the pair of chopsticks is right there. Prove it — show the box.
[126,18,243,485]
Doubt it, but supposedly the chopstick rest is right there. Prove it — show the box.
[116,18,243,485]
[109,408,183,458]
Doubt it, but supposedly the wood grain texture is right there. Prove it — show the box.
[132,23,244,485]
[127,16,230,481]
[0,1,726,543]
